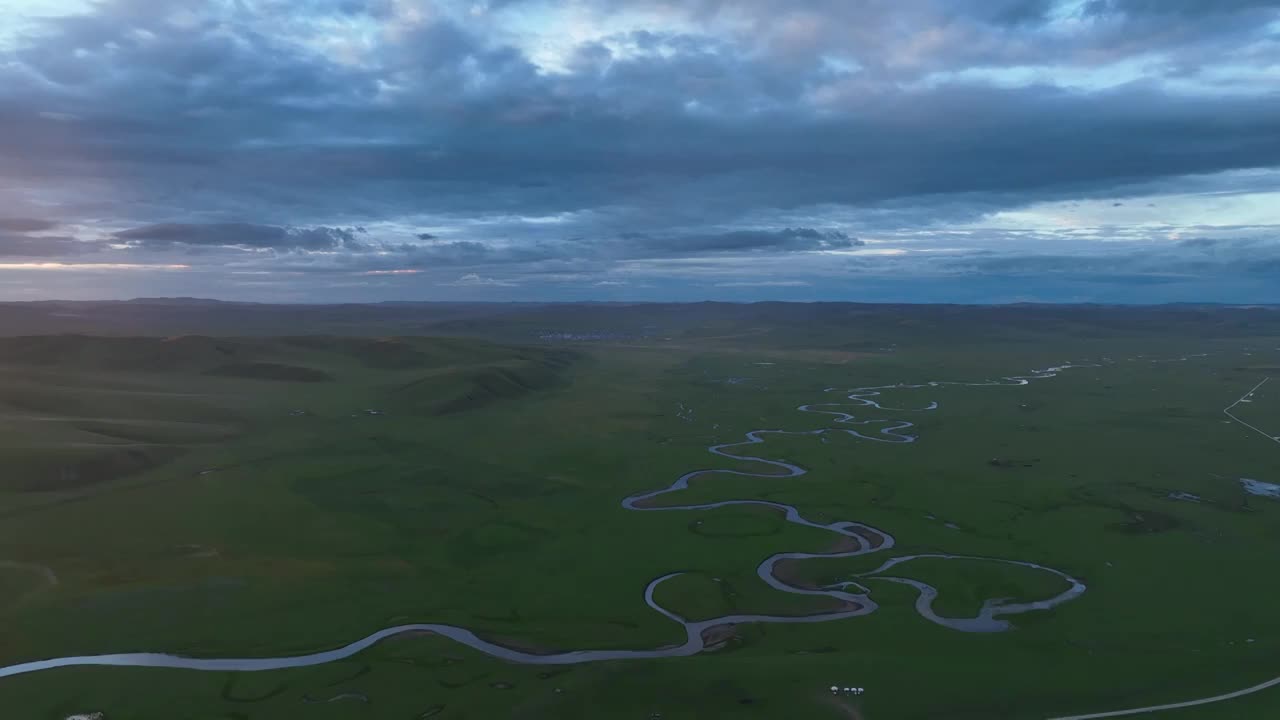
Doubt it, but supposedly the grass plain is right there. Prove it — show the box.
[0,303,1276,719]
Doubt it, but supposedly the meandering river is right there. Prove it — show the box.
[0,362,1094,679]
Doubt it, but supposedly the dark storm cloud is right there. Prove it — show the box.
[418,228,861,265]
[15,83,1279,231]
[961,0,1056,25]
[0,217,90,256]
[0,218,59,233]
[113,223,364,251]
[626,228,862,253]
[400,240,504,264]
[1084,0,1280,17]
[1178,237,1221,249]
[0,234,94,257]
[1173,235,1280,265]
[245,225,861,278]
[276,238,572,273]
[0,0,1277,301]
[570,0,1279,74]
[665,0,1061,26]
[1,0,1277,232]
[952,234,1280,280]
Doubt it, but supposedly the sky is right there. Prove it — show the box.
[0,0,1278,303]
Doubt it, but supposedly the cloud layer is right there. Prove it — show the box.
[0,0,1277,301]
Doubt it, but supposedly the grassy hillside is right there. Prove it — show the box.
[2,299,1279,347]
[0,335,576,494]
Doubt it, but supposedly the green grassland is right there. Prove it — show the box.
[0,310,1276,719]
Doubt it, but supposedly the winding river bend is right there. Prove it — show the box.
[0,362,1094,679]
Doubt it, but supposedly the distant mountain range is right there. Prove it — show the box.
[1,298,1277,344]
